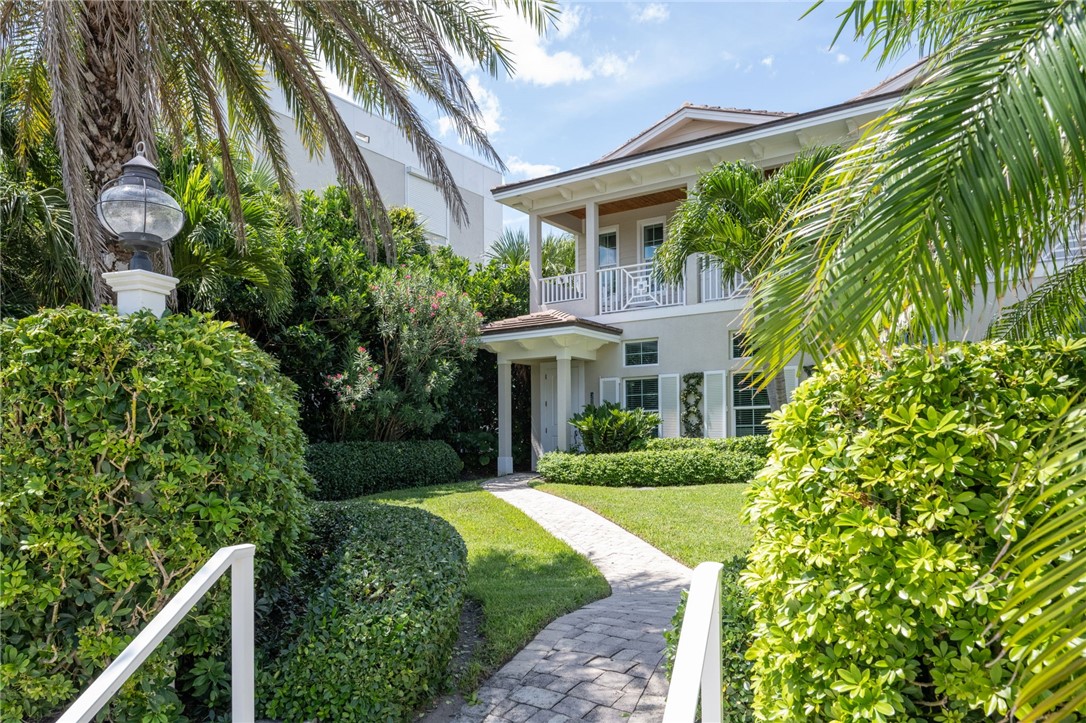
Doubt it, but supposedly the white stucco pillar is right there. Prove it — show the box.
[529,213,542,312]
[102,270,179,317]
[584,201,599,315]
[684,180,699,304]
[556,351,571,452]
[497,359,513,476]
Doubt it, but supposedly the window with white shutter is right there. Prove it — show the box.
[658,374,680,438]
[600,377,620,405]
[784,366,799,403]
[703,371,727,438]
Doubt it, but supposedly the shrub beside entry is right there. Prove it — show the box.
[261,500,467,722]
[306,440,463,500]
[744,339,1086,720]
[569,402,662,453]
[0,308,310,721]
[665,556,753,722]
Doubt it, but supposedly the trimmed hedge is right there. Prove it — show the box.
[646,435,771,457]
[536,445,767,487]
[744,340,1086,720]
[0,308,310,721]
[261,500,467,722]
[306,440,463,500]
[665,556,753,722]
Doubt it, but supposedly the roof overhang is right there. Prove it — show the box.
[481,325,621,363]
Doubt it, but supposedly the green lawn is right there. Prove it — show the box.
[535,483,753,568]
[368,482,610,686]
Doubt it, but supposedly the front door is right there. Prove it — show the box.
[540,363,558,453]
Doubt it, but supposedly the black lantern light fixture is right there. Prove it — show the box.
[96,142,185,271]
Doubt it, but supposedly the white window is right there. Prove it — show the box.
[599,229,618,268]
[625,377,659,413]
[624,339,659,366]
[730,329,752,359]
[732,373,771,436]
[640,219,665,261]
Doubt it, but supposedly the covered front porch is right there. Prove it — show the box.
[480,310,622,473]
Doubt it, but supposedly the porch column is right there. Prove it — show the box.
[684,181,700,304]
[529,213,543,312]
[584,201,599,314]
[497,359,513,476]
[556,351,572,452]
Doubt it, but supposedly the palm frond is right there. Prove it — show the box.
[486,227,529,266]
[988,257,1086,340]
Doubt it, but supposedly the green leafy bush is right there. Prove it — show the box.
[537,446,766,487]
[0,308,310,721]
[306,440,463,500]
[646,435,771,457]
[665,556,753,722]
[744,339,1086,721]
[569,402,663,453]
[261,500,466,722]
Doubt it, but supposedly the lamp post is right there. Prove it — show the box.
[97,142,185,317]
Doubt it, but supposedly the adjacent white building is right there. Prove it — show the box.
[481,64,1082,474]
[270,88,504,261]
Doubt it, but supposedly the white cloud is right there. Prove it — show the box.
[555,5,586,40]
[632,3,669,24]
[506,156,561,180]
[760,55,774,68]
[720,50,735,62]
[592,52,637,79]
[835,52,850,64]
[490,4,592,86]
[436,74,503,140]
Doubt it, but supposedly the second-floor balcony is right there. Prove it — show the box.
[539,258,748,316]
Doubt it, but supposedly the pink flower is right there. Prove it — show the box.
[436,291,446,298]
[431,303,439,309]
[476,311,484,318]
[358,346,365,353]
[409,307,415,313]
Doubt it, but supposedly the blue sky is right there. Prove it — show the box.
[429,0,918,218]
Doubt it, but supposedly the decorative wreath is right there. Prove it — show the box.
[681,372,704,437]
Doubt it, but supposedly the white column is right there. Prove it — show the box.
[584,201,598,315]
[497,359,513,476]
[556,351,571,452]
[529,213,543,312]
[102,270,179,317]
[684,181,699,305]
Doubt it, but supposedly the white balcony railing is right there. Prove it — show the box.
[700,260,749,303]
[58,544,255,723]
[541,271,587,304]
[598,261,685,314]
[663,561,723,723]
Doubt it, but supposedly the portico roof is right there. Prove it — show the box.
[480,310,621,363]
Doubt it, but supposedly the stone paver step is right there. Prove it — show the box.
[452,474,691,723]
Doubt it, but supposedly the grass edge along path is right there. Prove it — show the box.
[534,482,753,568]
[368,482,611,688]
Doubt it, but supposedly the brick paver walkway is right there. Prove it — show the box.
[452,474,691,723]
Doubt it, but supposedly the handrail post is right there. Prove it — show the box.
[232,547,255,722]
[701,573,723,721]
[663,561,724,723]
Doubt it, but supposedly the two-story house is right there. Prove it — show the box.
[481,62,1081,475]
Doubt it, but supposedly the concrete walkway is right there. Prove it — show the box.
[453,474,691,723]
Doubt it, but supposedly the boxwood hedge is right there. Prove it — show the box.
[744,339,1086,721]
[536,443,767,487]
[0,308,310,721]
[260,500,467,722]
[646,435,770,457]
[306,440,463,500]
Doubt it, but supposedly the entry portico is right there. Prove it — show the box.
[481,310,621,474]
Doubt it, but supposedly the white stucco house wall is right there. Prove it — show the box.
[481,64,1082,474]
[269,88,504,262]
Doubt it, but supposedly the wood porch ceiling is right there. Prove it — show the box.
[567,187,686,219]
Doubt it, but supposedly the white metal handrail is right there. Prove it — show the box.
[598,261,685,313]
[700,261,749,303]
[663,561,723,723]
[541,271,587,304]
[58,544,256,723]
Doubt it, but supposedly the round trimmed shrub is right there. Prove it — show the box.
[260,500,467,722]
[0,308,310,721]
[743,339,1086,721]
[305,440,463,500]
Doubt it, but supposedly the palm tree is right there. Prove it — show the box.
[486,226,576,276]
[747,1,1086,717]
[487,227,531,267]
[1,0,557,305]
[654,148,838,410]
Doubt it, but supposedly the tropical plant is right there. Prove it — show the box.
[568,402,662,453]
[744,1,1086,717]
[1,0,557,304]
[486,226,576,276]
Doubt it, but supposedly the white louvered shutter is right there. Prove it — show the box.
[658,374,680,438]
[406,171,449,241]
[784,366,799,403]
[704,371,727,438]
[600,377,620,405]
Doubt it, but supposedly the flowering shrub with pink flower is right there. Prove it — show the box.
[328,266,480,441]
